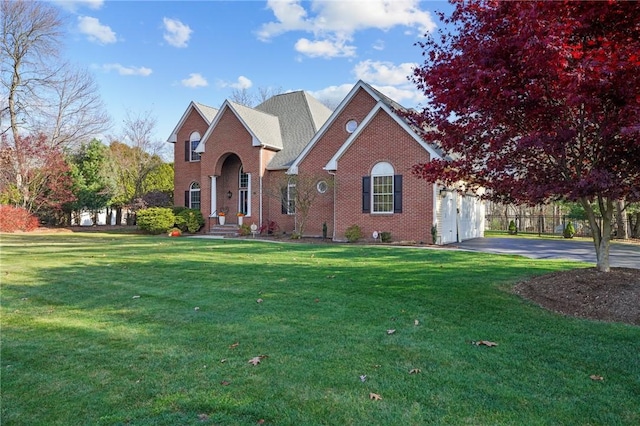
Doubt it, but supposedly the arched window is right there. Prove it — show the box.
[362,162,402,214]
[371,162,394,213]
[189,182,201,210]
[189,132,201,161]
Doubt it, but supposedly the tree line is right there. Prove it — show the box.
[0,0,172,226]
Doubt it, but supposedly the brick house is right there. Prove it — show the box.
[168,80,484,244]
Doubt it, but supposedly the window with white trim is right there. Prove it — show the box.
[362,162,402,214]
[287,180,296,214]
[372,162,394,213]
[189,182,201,209]
[238,166,249,215]
[189,132,201,161]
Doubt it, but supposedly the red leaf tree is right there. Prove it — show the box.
[409,0,640,272]
[0,134,75,219]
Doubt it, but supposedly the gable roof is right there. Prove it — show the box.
[288,80,439,174]
[257,91,332,169]
[196,91,331,167]
[198,100,283,151]
[324,101,442,171]
[167,101,218,143]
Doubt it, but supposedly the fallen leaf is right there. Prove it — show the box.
[590,374,604,381]
[256,298,263,303]
[314,298,320,303]
[473,340,498,347]
[220,380,231,386]
[360,375,367,382]
[194,307,200,311]
[248,355,268,365]
[369,392,383,401]
[257,420,265,425]
[220,359,227,363]
[409,368,421,374]
[326,275,335,279]
[229,342,239,349]
[387,329,396,335]
[198,413,209,421]
[132,295,140,299]
[414,319,419,326]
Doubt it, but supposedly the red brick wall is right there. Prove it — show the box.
[294,88,378,237]
[199,108,270,222]
[334,109,434,243]
[173,108,209,208]
[262,169,296,234]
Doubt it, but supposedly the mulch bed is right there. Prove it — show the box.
[514,268,640,326]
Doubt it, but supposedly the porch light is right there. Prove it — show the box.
[227,191,233,199]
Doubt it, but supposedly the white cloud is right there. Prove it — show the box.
[294,38,356,58]
[163,18,192,48]
[101,63,152,76]
[309,83,354,108]
[54,0,104,12]
[353,60,417,86]
[218,76,253,90]
[351,60,426,106]
[181,73,208,88]
[258,0,436,58]
[372,39,385,51]
[77,16,116,44]
[372,84,426,106]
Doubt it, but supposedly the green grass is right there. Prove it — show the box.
[1,233,638,425]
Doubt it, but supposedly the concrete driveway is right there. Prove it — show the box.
[455,237,640,269]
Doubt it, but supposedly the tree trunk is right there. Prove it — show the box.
[580,197,613,272]
[615,200,628,239]
[632,212,640,238]
[115,207,122,225]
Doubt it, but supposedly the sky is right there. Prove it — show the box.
[52,0,455,153]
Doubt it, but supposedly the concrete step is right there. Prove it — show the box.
[209,224,239,237]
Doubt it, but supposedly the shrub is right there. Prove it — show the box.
[259,220,279,235]
[174,208,204,233]
[322,222,328,239]
[344,224,362,243]
[563,222,576,239]
[508,220,517,235]
[431,224,438,244]
[137,207,175,235]
[0,205,39,232]
[380,231,392,243]
[238,223,251,236]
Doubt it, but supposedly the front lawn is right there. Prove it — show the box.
[1,233,638,425]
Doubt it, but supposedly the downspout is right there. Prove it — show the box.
[259,148,263,225]
[328,171,336,240]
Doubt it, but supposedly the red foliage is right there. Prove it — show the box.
[0,205,39,232]
[409,0,640,205]
[0,134,75,214]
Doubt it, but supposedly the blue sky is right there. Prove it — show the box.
[52,0,454,152]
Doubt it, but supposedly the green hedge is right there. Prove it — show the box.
[137,208,175,235]
[173,208,204,233]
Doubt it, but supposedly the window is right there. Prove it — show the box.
[189,182,201,210]
[238,166,249,215]
[362,162,402,214]
[281,180,296,215]
[185,132,201,162]
[372,162,394,213]
[346,119,358,133]
[316,180,328,194]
